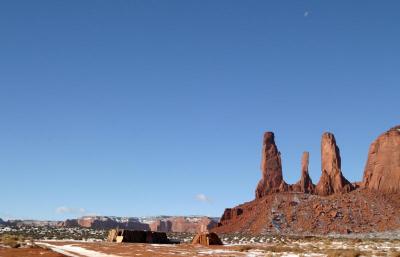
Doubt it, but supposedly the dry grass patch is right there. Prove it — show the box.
[0,234,22,248]
[237,245,254,252]
[326,249,363,257]
[390,251,400,257]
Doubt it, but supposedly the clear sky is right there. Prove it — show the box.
[0,1,399,221]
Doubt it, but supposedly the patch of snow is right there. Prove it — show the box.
[150,244,176,247]
[37,243,120,257]
[197,249,240,255]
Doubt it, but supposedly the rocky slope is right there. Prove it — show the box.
[213,126,400,235]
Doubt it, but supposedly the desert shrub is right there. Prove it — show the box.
[237,245,253,252]
[326,249,363,257]
[0,234,21,248]
[390,251,400,257]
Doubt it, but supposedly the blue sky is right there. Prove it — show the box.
[0,1,399,220]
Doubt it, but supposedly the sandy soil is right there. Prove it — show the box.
[0,246,66,257]
[37,241,263,257]
[36,239,400,257]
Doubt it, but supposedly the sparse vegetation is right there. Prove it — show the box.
[0,234,24,248]
[390,251,400,257]
[237,245,253,252]
[326,249,363,257]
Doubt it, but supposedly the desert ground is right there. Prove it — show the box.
[0,247,66,257]
[29,237,400,257]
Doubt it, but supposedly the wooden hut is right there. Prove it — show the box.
[107,229,170,244]
[191,232,223,246]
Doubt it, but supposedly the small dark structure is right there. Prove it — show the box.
[191,232,223,246]
[107,229,170,244]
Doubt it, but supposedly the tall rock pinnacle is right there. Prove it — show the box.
[362,125,400,193]
[293,151,315,193]
[255,132,287,198]
[315,132,353,196]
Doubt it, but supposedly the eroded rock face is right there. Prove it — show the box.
[292,152,315,193]
[255,132,287,198]
[60,216,150,230]
[315,133,353,196]
[149,220,173,232]
[149,217,217,233]
[363,125,400,193]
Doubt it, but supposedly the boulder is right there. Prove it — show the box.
[255,132,287,198]
[315,133,353,196]
[362,125,400,193]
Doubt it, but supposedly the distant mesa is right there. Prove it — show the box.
[58,215,218,233]
[60,216,150,231]
[213,125,400,235]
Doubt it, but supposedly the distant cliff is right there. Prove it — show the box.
[58,215,218,233]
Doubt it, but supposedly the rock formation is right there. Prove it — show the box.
[149,219,173,232]
[213,189,400,235]
[292,152,315,193]
[315,133,353,196]
[214,126,400,235]
[362,125,400,193]
[255,132,287,198]
[149,216,217,233]
[59,216,150,230]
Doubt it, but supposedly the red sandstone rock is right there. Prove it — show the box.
[149,217,217,233]
[255,132,287,198]
[60,216,150,230]
[215,128,400,235]
[213,189,400,235]
[292,152,315,193]
[149,220,173,232]
[362,125,400,193]
[315,133,353,196]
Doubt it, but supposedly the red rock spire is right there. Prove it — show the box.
[255,132,287,198]
[315,132,353,195]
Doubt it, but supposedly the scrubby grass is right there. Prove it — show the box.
[326,249,363,257]
[237,245,254,252]
[390,251,400,257]
[0,234,23,248]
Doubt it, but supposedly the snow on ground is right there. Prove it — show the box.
[37,242,121,257]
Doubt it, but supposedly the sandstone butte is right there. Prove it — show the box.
[212,125,400,235]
